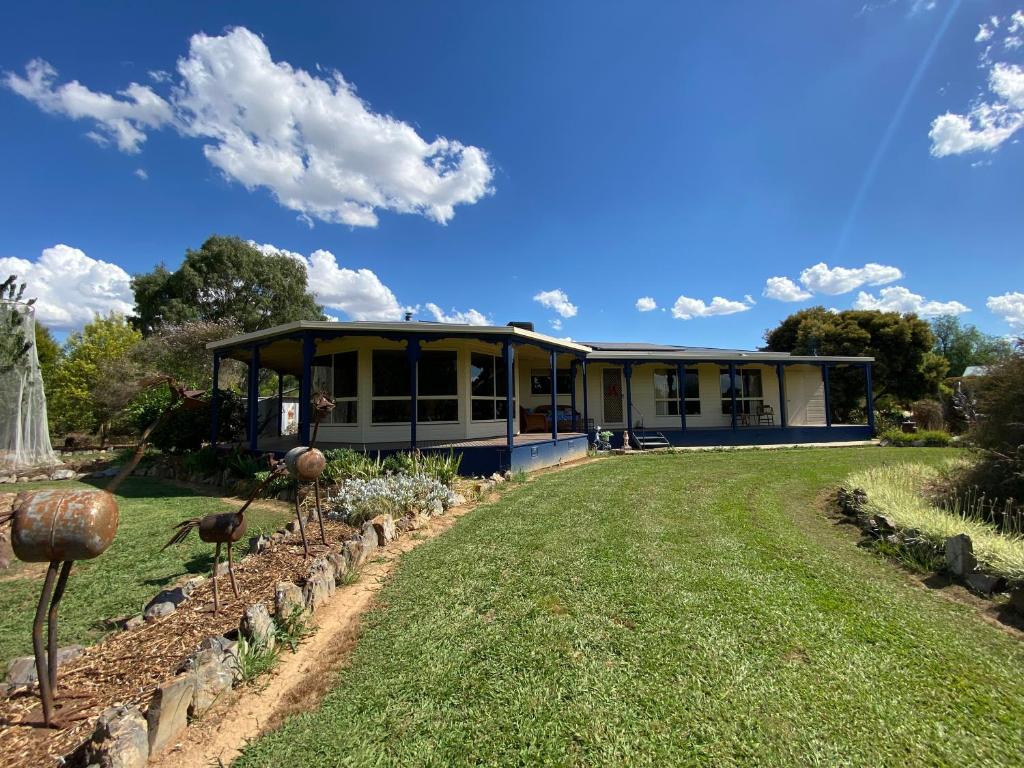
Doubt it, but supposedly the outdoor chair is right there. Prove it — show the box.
[756,404,775,425]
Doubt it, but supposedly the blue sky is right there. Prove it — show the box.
[1,1,1022,348]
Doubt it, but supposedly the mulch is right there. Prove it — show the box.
[0,518,357,768]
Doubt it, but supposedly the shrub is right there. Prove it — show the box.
[381,452,416,476]
[967,346,1024,502]
[127,386,245,453]
[225,446,265,478]
[911,399,945,431]
[182,445,224,476]
[321,449,383,484]
[879,429,952,447]
[415,451,462,486]
[326,474,456,526]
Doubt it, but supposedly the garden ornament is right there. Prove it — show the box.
[0,379,194,727]
[282,392,335,557]
[164,455,288,614]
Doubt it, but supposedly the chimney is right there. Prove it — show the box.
[506,321,534,332]
[404,311,413,322]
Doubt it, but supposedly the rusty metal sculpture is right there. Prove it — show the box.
[163,456,287,613]
[0,380,198,727]
[283,392,334,557]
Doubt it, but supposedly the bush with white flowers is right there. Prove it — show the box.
[326,473,457,525]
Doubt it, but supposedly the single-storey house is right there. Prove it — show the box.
[208,320,874,474]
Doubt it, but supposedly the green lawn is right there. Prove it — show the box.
[0,478,291,667]
[237,447,1024,768]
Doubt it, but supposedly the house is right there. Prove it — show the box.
[208,320,874,474]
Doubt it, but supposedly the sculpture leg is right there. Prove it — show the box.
[33,561,59,727]
[212,542,221,614]
[227,540,240,598]
[314,477,327,545]
[47,561,73,695]
[294,491,309,558]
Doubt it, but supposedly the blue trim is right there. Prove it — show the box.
[676,361,687,431]
[503,340,515,463]
[210,352,221,446]
[569,360,578,431]
[550,349,558,440]
[407,336,421,449]
[624,362,633,433]
[581,359,589,434]
[822,363,832,428]
[299,333,313,445]
[728,363,738,430]
[865,363,875,435]
[277,372,284,436]
[248,345,261,451]
[606,425,871,448]
[776,362,788,428]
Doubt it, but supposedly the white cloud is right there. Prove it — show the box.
[550,318,563,331]
[423,302,489,326]
[4,27,494,227]
[251,242,405,321]
[930,14,1024,158]
[3,59,173,153]
[0,244,134,330]
[635,296,657,312]
[533,289,578,318]
[986,291,1024,330]
[799,262,903,295]
[134,168,148,180]
[852,286,970,316]
[763,276,812,302]
[670,295,752,320]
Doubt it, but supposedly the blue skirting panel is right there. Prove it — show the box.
[421,436,589,476]
[608,425,872,448]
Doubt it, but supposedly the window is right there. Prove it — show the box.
[331,351,358,424]
[371,349,459,424]
[530,369,573,396]
[654,367,701,416]
[720,367,763,415]
[471,352,513,421]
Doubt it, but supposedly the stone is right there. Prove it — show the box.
[303,572,335,611]
[144,587,188,616]
[490,472,505,484]
[213,561,230,578]
[360,522,379,557]
[146,675,193,756]
[308,555,336,582]
[88,705,149,768]
[0,474,13,484]
[945,534,977,577]
[871,515,896,536]
[248,534,270,555]
[429,499,445,516]
[28,474,48,482]
[239,603,275,651]
[274,581,305,622]
[270,531,285,544]
[395,516,413,534]
[450,493,467,507]
[327,552,349,584]
[966,572,1005,596]
[285,520,300,534]
[143,601,176,623]
[181,576,206,597]
[6,645,84,687]
[370,514,396,546]
[1010,587,1024,614]
[198,636,240,682]
[49,468,76,481]
[343,538,365,570]
[120,614,144,631]
[184,649,233,717]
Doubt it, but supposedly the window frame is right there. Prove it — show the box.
[719,366,765,416]
[371,348,460,425]
[530,368,573,397]
[470,351,514,422]
[653,367,701,417]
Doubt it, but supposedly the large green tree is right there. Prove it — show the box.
[131,235,324,334]
[930,315,1014,378]
[49,313,143,442]
[763,307,945,416]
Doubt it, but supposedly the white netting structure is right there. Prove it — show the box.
[1,300,59,474]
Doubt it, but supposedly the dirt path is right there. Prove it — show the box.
[147,498,479,768]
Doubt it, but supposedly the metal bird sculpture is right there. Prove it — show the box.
[163,456,288,613]
[282,392,335,557]
[0,379,194,727]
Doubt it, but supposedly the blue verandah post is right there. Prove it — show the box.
[729,363,738,430]
[210,352,220,446]
[248,345,260,452]
[676,362,687,432]
[277,371,284,436]
[299,334,313,446]
[624,362,633,435]
[550,349,558,441]
[776,362,788,428]
[865,363,875,434]
[569,360,578,432]
[504,339,514,466]
[408,336,421,450]
[581,358,589,436]
[823,363,833,428]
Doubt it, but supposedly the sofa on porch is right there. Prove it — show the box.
[520,404,583,433]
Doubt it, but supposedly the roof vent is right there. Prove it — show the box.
[507,321,534,332]
[404,311,413,322]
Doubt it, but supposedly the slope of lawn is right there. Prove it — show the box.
[0,477,291,666]
[237,447,1024,768]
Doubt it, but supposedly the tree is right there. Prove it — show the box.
[930,315,1014,378]
[966,339,1024,502]
[131,235,324,334]
[49,313,142,442]
[133,319,245,389]
[34,321,61,401]
[763,307,944,416]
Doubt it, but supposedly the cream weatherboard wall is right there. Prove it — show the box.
[783,364,827,426]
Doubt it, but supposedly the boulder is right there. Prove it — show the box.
[370,514,396,546]
[49,468,76,481]
[966,572,1005,596]
[144,587,189,616]
[6,644,84,687]
[239,603,275,651]
[360,522,379,558]
[343,538,365,570]
[88,705,149,768]
[327,552,349,585]
[274,581,305,622]
[120,614,144,631]
[248,535,270,556]
[303,572,335,611]
[945,534,977,577]
[143,601,176,623]
[146,675,193,756]
[182,648,233,717]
